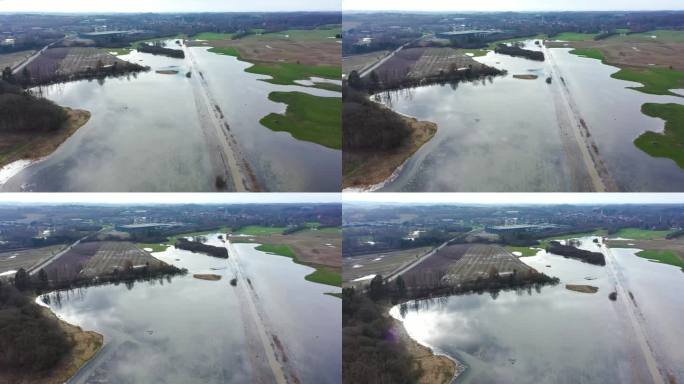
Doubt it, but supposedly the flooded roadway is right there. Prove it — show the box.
[377,40,684,192]
[2,41,341,192]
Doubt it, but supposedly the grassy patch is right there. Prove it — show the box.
[255,244,341,287]
[621,30,684,43]
[635,250,684,268]
[103,47,132,56]
[460,48,488,57]
[553,32,598,41]
[506,246,538,257]
[324,292,342,299]
[312,82,343,92]
[613,228,672,240]
[569,48,605,61]
[207,46,241,57]
[259,91,341,149]
[258,27,341,42]
[192,32,235,41]
[246,62,341,86]
[137,243,171,253]
[634,103,684,169]
[611,67,684,97]
[235,225,286,236]
[537,229,608,247]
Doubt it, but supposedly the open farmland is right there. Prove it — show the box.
[342,50,389,75]
[401,244,536,289]
[0,245,67,275]
[23,47,144,84]
[80,241,165,277]
[547,31,684,71]
[407,47,487,79]
[441,244,536,285]
[342,246,432,286]
[230,228,341,269]
[0,50,35,70]
[188,27,341,66]
[45,241,165,281]
[401,243,471,289]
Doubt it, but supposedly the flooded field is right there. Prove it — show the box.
[392,237,684,383]
[2,41,340,192]
[39,234,341,383]
[378,40,684,191]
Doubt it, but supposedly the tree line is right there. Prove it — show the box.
[175,238,228,258]
[0,78,68,133]
[546,241,606,266]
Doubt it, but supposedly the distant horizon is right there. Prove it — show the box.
[343,0,684,12]
[0,193,341,205]
[343,193,684,205]
[0,0,340,13]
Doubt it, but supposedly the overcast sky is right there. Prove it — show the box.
[343,193,684,205]
[343,0,684,12]
[0,193,340,205]
[0,0,340,13]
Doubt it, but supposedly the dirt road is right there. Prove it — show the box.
[602,244,665,384]
[544,45,618,192]
[184,45,256,191]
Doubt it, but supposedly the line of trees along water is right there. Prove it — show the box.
[546,241,606,266]
[494,44,545,61]
[137,42,185,58]
[175,238,229,258]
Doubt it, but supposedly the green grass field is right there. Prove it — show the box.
[259,91,341,150]
[255,244,342,287]
[459,48,489,57]
[246,62,341,86]
[635,250,684,268]
[613,228,672,240]
[617,30,684,43]
[207,46,241,57]
[257,27,341,41]
[611,67,684,97]
[505,246,538,257]
[634,103,684,169]
[137,243,171,253]
[553,32,598,41]
[234,225,286,236]
[192,32,235,41]
[569,48,605,61]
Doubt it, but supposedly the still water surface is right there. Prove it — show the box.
[392,237,684,383]
[4,42,340,191]
[41,236,341,383]
[379,41,684,191]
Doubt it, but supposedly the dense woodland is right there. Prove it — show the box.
[494,44,545,61]
[137,42,185,59]
[0,280,70,374]
[343,85,411,152]
[0,78,67,133]
[175,238,229,258]
[342,287,422,384]
[546,242,606,266]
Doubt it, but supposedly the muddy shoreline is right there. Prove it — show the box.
[0,107,90,171]
[343,104,437,191]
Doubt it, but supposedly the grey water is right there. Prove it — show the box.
[379,40,684,191]
[41,235,341,383]
[3,42,340,191]
[392,236,684,383]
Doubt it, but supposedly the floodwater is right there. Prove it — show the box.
[2,41,340,191]
[40,234,341,383]
[379,40,684,191]
[392,236,684,383]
